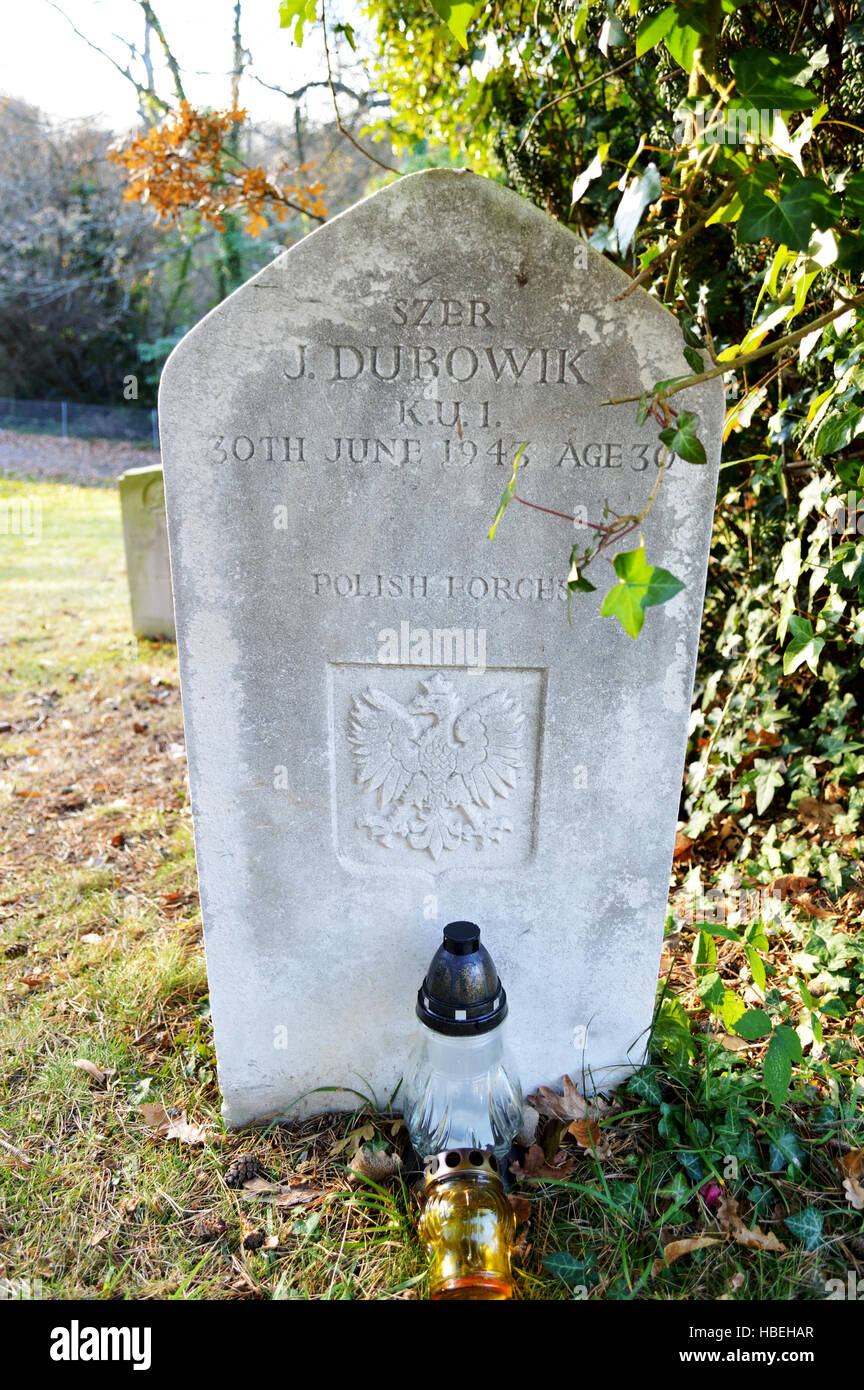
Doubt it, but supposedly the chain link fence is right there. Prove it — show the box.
[0,397,159,447]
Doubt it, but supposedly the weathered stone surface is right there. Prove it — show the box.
[159,169,722,1125]
[118,465,175,641]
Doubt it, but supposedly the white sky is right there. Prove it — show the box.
[0,0,366,131]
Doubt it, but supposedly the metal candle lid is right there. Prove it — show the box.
[423,1147,503,1188]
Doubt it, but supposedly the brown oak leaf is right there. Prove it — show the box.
[510,1144,575,1182]
[525,1075,588,1125]
[508,1194,533,1227]
[140,1103,206,1145]
[567,1116,612,1159]
[796,797,839,833]
[718,1195,786,1252]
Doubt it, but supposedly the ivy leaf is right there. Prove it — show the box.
[752,757,785,815]
[738,180,841,252]
[613,163,662,255]
[729,51,818,111]
[813,406,864,456]
[334,21,356,51]
[572,151,605,205]
[767,1125,806,1172]
[659,409,707,464]
[784,1206,824,1252]
[763,1031,793,1110]
[783,615,825,675]
[566,546,597,623]
[600,544,685,638]
[627,1068,663,1106]
[664,23,701,74]
[683,346,704,373]
[677,1150,705,1181]
[428,0,478,49]
[542,1250,596,1289]
[635,5,676,57]
[278,0,317,45]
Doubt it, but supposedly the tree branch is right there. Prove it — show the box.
[320,1,399,174]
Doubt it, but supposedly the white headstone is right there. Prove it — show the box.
[119,465,176,641]
[160,169,722,1125]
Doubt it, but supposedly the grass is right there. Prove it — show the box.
[0,478,862,1301]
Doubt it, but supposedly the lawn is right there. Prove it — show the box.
[1,479,862,1301]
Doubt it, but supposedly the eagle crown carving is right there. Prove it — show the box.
[347,672,525,861]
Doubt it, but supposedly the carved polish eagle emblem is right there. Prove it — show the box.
[348,673,525,861]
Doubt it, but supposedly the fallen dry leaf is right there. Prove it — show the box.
[839,1149,864,1181]
[348,1146,402,1185]
[793,895,837,920]
[88,1226,111,1248]
[659,931,681,973]
[567,1116,612,1158]
[140,1103,206,1145]
[240,1175,281,1194]
[718,1195,786,1253]
[510,1144,575,1182]
[239,1176,326,1208]
[526,1075,588,1125]
[508,1194,532,1227]
[843,1177,864,1211]
[728,1271,745,1293]
[673,831,694,862]
[707,1031,750,1052]
[140,1102,171,1134]
[165,1114,207,1146]
[273,1186,326,1209]
[80,932,102,945]
[796,797,839,833]
[771,874,817,901]
[746,729,782,749]
[652,1235,722,1274]
[73,1058,111,1086]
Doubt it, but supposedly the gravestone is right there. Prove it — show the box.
[119,465,176,641]
[159,169,722,1126]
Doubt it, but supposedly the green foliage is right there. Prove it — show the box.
[350,0,864,652]
[600,543,685,638]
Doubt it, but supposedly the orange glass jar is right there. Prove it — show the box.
[418,1148,515,1300]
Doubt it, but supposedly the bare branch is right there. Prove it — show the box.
[321,1,399,175]
[44,2,170,115]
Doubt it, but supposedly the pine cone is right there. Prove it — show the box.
[193,1214,227,1242]
[224,1153,264,1188]
[242,1228,265,1251]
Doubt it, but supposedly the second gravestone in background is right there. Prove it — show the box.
[119,465,176,642]
[160,169,722,1125]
